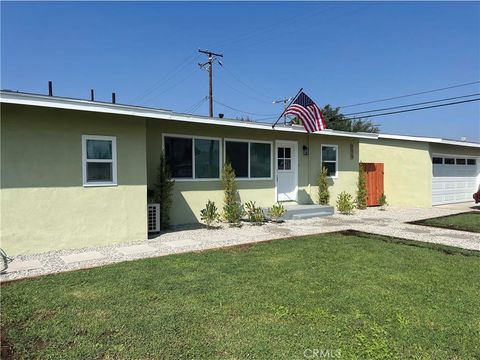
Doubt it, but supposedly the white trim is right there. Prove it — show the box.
[0,91,379,139]
[223,138,274,181]
[81,135,117,187]
[379,133,480,148]
[161,133,222,181]
[275,140,298,202]
[320,144,339,179]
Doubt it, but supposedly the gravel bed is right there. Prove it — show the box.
[1,206,478,282]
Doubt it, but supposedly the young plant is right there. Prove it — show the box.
[200,200,220,228]
[356,163,368,209]
[336,191,355,215]
[378,192,388,210]
[154,151,175,229]
[245,201,265,225]
[317,166,330,205]
[222,162,243,225]
[268,203,286,223]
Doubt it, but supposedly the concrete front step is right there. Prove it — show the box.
[263,204,334,220]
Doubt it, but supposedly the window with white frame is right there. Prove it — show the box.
[225,140,272,179]
[321,145,338,177]
[82,135,117,186]
[164,135,220,179]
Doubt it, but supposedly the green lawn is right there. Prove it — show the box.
[413,211,480,233]
[1,233,479,359]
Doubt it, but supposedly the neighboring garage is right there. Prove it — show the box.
[360,134,480,208]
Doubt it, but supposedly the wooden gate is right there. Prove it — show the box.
[361,163,384,206]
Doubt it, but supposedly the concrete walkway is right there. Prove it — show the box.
[1,205,479,282]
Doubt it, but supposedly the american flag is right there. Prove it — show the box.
[284,91,326,133]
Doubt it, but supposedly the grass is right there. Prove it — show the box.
[1,232,480,359]
[411,211,480,233]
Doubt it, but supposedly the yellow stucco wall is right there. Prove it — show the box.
[1,104,148,255]
[146,119,360,225]
[359,138,432,207]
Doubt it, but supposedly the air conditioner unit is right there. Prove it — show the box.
[148,203,160,233]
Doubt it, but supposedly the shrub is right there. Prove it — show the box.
[356,163,368,209]
[268,203,286,222]
[222,162,243,225]
[378,192,388,210]
[317,166,330,205]
[154,151,175,229]
[200,200,220,228]
[245,201,265,225]
[336,191,355,215]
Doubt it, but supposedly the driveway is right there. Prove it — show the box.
[2,206,479,282]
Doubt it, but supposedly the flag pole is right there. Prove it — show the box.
[272,88,303,129]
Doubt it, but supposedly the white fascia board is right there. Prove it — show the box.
[0,91,379,140]
[379,133,480,149]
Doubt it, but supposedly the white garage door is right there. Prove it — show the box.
[432,155,479,205]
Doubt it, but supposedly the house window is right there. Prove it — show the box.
[321,145,338,177]
[432,157,443,164]
[164,135,220,180]
[467,159,477,165]
[277,147,292,171]
[82,135,117,186]
[225,140,272,179]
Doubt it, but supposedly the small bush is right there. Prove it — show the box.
[317,166,330,205]
[245,201,265,225]
[268,203,286,222]
[336,191,355,215]
[154,151,175,229]
[378,192,388,210]
[356,164,368,209]
[200,200,220,228]
[222,163,243,225]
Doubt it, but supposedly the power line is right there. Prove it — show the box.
[213,99,278,116]
[349,97,480,119]
[344,93,480,116]
[131,51,199,104]
[184,96,208,113]
[339,81,480,109]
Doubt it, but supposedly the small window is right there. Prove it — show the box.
[467,159,477,165]
[164,135,220,179]
[321,145,338,177]
[444,158,455,165]
[277,146,292,171]
[82,135,117,186]
[456,158,466,165]
[432,157,443,164]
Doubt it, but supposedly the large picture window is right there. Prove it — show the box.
[82,135,117,186]
[225,140,272,179]
[164,135,220,180]
[321,145,338,177]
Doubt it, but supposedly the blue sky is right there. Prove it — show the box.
[2,1,479,141]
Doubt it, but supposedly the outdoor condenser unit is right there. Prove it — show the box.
[148,203,160,233]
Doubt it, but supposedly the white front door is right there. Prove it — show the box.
[276,141,298,202]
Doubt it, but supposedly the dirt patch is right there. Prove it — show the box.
[1,329,14,360]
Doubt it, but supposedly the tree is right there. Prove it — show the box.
[154,152,175,229]
[356,163,368,209]
[291,104,379,133]
[317,166,330,205]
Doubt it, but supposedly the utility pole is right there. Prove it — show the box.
[273,97,292,125]
[198,49,223,117]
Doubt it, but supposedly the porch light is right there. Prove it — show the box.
[303,145,309,155]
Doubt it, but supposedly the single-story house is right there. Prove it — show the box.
[1,91,479,255]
